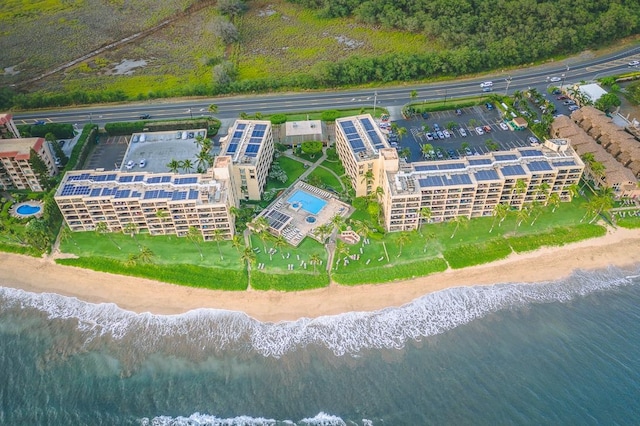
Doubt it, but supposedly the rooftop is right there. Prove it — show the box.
[336,114,389,161]
[285,120,322,136]
[122,129,208,174]
[219,120,271,166]
[55,169,229,205]
[0,137,44,160]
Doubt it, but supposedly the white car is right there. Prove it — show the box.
[442,130,451,138]
[139,159,146,168]
[125,160,134,169]
[459,128,467,137]
[480,81,493,88]
[629,60,640,67]
[499,122,509,131]
[549,76,562,82]
[475,127,484,135]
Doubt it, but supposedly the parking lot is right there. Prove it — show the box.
[389,104,541,162]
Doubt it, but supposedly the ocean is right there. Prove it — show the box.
[2,266,640,425]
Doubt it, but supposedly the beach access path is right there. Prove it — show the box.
[1,227,639,322]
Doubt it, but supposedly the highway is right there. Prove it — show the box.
[12,45,640,128]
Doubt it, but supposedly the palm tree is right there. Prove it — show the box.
[529,201,544,226]
[125,253,138,267]
[212,229,225,260]
[489,203,510,233]
[352,219,371,243]
[568,183,581,201]
[253,216,271,252]
[187,226,204,260]
[399,147,411,159]
[241,246,256,272]
[396,231,411,257]
[515,206,530,228]
[208,104,219,115]
[196,150,213,172]
[123,222,139,246]
[421,143,434,159]
[536,182,550,203]
[138,246,155,263]
[95,221,121,250]
[59,223,77,247]
[181,159,194,173]
[361,169,374,192]
[166,159,181,173]
[273,235,287,256]
[315,223,333,244]
[449,215,469,239]
[334,240,350,271]
[231,235,243,253]
[548,193,561,212]
[194,134,205,150]
[309,253,322,275]
[330,214,345,232]
[396,127,407,142]
[155,209,169,224]
[410,90,418,102]
[422,231,435,253]
[418,207,432,233]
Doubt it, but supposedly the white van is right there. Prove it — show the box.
[480,81,493,88]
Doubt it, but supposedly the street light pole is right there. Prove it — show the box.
[561,73,566,90]
[373,91,377,117]
[188,108,193,119]
[505,76,512,96]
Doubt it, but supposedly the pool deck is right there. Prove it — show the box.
[10,201,44,219]
[258,182,351,246]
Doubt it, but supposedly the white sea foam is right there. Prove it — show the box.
[0,266,638,358]
[139,412,349,425]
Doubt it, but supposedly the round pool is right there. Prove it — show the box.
[12,202,44,218]
[291,202,301,209]
[305,216,317,224]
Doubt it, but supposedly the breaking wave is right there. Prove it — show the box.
[0,266,638,359]
[140,412,360,426]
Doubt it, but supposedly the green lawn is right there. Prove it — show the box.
[265,156,306,192]
[320,157,345,177]
[306,166,342,189]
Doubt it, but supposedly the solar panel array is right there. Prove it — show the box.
[520,149,543,157]
[68,173,91,181]
[189,189,199,200]
[419,174,472,187]
[414,164,438,172]
[265,209,291,231]
[359,117,385,150]
[171,191,187,201]
[468,158,493,166]
[500,164,526,176]
[119,175,134,183]
[553,160,576,167]
[494,154,518,162]
[115,189,131,199]
[475,170,500,181]
[175,177,198,185]
[60,184,91,196]
[415,163,465,172]
[527,160,553,173]
[226,129,245,154]
[143,189,175,200]
[340,120,367,153]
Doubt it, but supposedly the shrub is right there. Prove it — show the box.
[443,239,513,269]
[333,258,448,285]
[251,271,329,291]
[507,224,606,253]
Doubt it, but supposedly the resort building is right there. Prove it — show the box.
[551,107,640,198]
[334,114,391,197]
[380,144,584,232]
[0,137,58,191]
[0,114,20,139]
[219,120,274,201]
[54,158,236,240]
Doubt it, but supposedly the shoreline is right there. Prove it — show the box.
[1,227,639,322]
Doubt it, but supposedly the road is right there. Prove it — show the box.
[12,45,640,128]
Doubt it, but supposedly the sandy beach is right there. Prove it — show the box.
[1,227,639,322]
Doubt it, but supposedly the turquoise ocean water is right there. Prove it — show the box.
[2,266,640,425]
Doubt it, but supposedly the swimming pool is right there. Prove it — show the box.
[17,204,41,215]
[286,189,327,215]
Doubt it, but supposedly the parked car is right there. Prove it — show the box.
[563,100,576,105]
[34,120,45,125]
[499,122,509,131]
[557,95,568,100]
[485,103,494,110]
[139,159,146,168]
[549,76,562,82]
[59,140,66,147]
[528,136,540,146]
[629,60,640,67]
[455,109,463,116]
[475,127,484,135]
[139,114,151,119]
[482,87,492,92]
[425,132,434,141]
[54,158,61,166]
[551,89,562,95]
[437,131,445,139]
[421,112,429,119]
[568,105,580,111]
[483,125,491,133]
[435,149,444,159]
[464,147,473,156]
[447,149,458,158]
[442,130,451,138]
[480,81,493,88]
[125,160,134,169]
[459,128,467,137]
[433,123,440,131]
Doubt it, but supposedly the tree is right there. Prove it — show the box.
[46,132,68,166]
[536,182,550,203]
[410,90,418,102]
[352,219,371,243]
[212,229,225,260]
[301,141,323,158]
[231,234,243,253]
[138,246,155,264]
[396,232,411,257]
[361,169,374,191]
[399,147,411,159]
[273,235,287,257]
[253,216,271,252]
[208,104,219,115]
[396,127,407,142]
[123,222,139,247]
[418,207,432,233]
[211,18,239,44]
[334,240,350,271]
[568,183,581,200]
[167,159,181,173]
[25,219,50,253]
[330,213,345,231]
[196,150,213,172]
[241,246,256,271]
[309,253,322,275]
[449,215,469,239]
[95,221,121,250]
[181,159,194,173]
[489,203,509,233]
[29,149,51,190]
[216,0,246,16]
[548,192,561,212]
[187,226,204,260]
[528,201,544,226]
[421,143,434,158]
[315,223,333,244]
[515,206,530,229]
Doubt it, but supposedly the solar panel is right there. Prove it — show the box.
[188,189,199,200]
[227,143,239,154]
[359,118,374,131]
[234,130,244,138]
[106,174,117,181]
[175,177,197,185]
[443,174,472,186]
[553,160,576,167]
[419,176,444,187]
[254,124,267,131]
[367,131,384,148]
[68,173,91,181]
[501,165,527,176]
[494,154,518,162]
[94,174,108,182]
[527,161,553,172]
[251,130,265,138]
[349,139,366,152]
[475,170,500,181]
[415,165,438,172]
[245,144,260,154]
[89,188,102,197]
[520,149,543,157]
[147,176,161,184]
[265,209,291,231]
[161,176,171,183]
[237,123,246,130]
[134,175,144,182]
[144,190,159,199]
[119,175,133,183]
[172,191,187,201]
[438,163,466,171]
[115,190,131,199]
[468,158,493,166]
[131,191,141,198]
[249,137,262,145]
